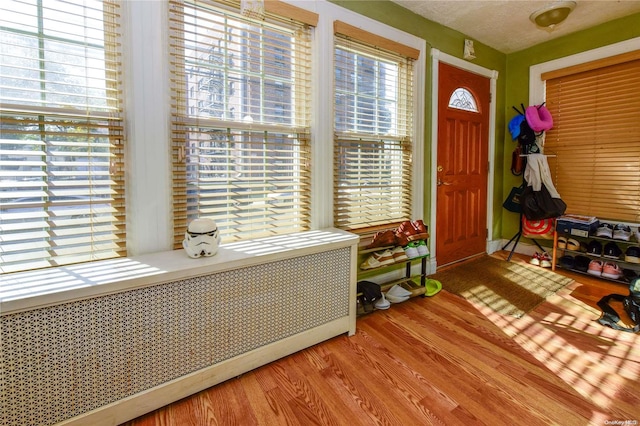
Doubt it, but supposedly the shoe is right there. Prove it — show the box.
[396,220,418,244]
[635,227,640,243]
[415,240,429,256]
[374,293,390,310]
[391,246,408,262]
[586,240,602,256]
[623,268,639,283]
[574,255,591,272]
[587,259,603,276]
[404,242,419,259]
[387,284,412,298]
[557,236,567,249]
[596,223,614,238]
[360,249,395,270]
[558,255,574,269]
[613,224,632,241]
[539,252,552,268]
[394,229,410,247]
[566,238,581,251]
[625,246,640,264]
[603,242,622,259]
[410,220,429,240]
[386,284,411,303]
[366,230,396,249]
[602,262,623,280]
[530,252,542,266]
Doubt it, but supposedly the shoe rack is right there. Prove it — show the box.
[356,236,430,315]
[552,221,640,285]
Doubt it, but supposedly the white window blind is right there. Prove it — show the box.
[169,0,314,246]
[0,0,125,273]
[333,23,415,231]
[543,52,640,223]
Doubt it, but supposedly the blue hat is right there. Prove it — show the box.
[508,115,525,140]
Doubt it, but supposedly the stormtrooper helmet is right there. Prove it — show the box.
[182,218,220,258]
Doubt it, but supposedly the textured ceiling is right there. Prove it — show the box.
[390,0,640,53]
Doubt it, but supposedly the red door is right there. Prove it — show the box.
[436,62,490,267]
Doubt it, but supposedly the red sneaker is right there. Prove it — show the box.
[410,220,429,240]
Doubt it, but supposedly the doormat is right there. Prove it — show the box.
[428,255,574,318]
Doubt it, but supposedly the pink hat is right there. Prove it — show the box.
[525,104,553,132]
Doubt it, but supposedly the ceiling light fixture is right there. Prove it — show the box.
[530,1,576,30]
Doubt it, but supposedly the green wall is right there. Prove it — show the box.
[329,1,640,244]
[502,12,640,241]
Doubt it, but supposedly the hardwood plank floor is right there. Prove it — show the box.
[123,251,640,425]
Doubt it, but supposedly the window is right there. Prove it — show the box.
[448,88,478,112]
[0,0,124,273]
[333,22,418,231]
[168,0,315,246]
[542,51,640,222]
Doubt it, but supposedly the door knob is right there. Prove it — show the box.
[437,179,452,186]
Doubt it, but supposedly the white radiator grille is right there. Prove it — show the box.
[1,248,350,426]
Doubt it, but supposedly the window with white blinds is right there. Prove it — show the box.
[0,0,125,273]
[333,22,416,231]
[543,51,640,223]
[168,0,314,246]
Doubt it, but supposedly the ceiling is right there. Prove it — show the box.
[390,0,640,53]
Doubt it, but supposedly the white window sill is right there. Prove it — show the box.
[0,228,359,315]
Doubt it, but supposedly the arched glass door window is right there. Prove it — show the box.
[448,88,478,112]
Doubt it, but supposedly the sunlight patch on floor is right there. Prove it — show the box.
[465,287,640,423]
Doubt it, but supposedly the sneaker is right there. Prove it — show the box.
[625,246,640,264]
[596,223,614,238]
[613,224,632,241]
[587,259,603,276]
[360,249,395,269]
[557,236,567,249]
[586,240,602,256]
[529,252,542,266]
[391,246,408,262]
[404,242,419,259]
[635,227,640,243]
[539,252,552,268]
[396,221,418,244]
[415,240,429,256]
[601,262,623,280]
[410,220,429,240]
[566,238,581,251]
[366,229,396,249]
[574,255,591,272]
[603,242,622,259]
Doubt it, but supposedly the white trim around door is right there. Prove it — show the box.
[430,49,499,269]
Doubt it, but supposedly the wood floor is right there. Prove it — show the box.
[123,251,640,426]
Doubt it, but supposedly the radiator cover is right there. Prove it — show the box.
[1,247,351,425]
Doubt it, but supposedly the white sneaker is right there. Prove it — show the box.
[415,240,429,256]
[613,224,632,241]
[404,243,419,259]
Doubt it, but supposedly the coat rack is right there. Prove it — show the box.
[502,127,557,261]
